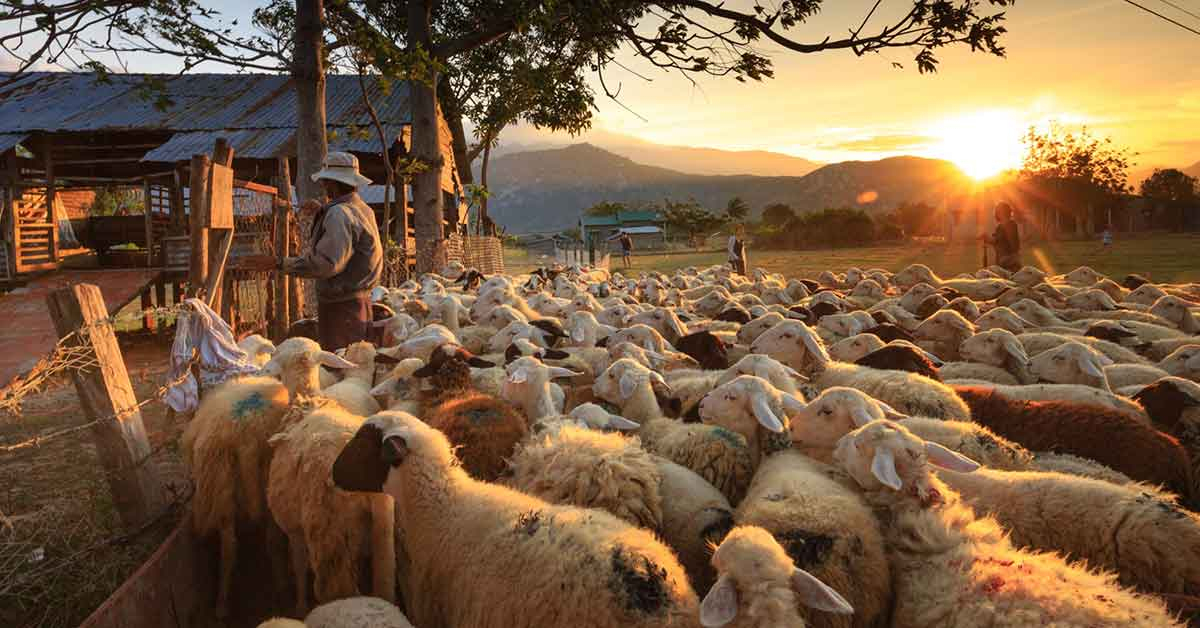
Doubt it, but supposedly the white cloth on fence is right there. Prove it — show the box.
[163,298,260,413]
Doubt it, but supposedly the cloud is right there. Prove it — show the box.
[817,134,937,153]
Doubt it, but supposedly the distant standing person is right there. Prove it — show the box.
[981,201,1021,273]
[1100,225,1114,254]
[728,224,748,275]
[619,231,634,268]
[248,152,382,350]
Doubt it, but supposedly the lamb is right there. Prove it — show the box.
[714,354,806,398]
[595,358,754,503]
[267,404,396,614]
[238,333,277,367]
[257,596,413,628]
[749,320,970,420]
[501,356,581,422]
[832,420,1182,628]
[952,385,1195,503]
[332,411,701,628]
[181,337,357,618]
[699,526,854,628]
[507,425,664,529]
[940,465,1200,600]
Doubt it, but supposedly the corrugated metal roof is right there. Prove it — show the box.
[0,72,412,134]
[141,123,406,163]
[0,133,27,154]
[359,183,411,205]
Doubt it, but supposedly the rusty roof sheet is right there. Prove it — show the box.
[141,124,405,163]
[0,72,412,134]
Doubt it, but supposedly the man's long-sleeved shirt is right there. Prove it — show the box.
[282,192,382,303]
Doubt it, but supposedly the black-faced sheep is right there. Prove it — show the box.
[332,411,701,628]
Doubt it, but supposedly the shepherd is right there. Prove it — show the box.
[980,201,1021,273]
[248,152,383,350]
[728,224,749,276]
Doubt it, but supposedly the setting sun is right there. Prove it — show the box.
[928,110,1028,181]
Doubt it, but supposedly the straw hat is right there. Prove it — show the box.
[310,151,372,188]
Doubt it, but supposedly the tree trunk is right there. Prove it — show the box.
[408,0,446,273]
[293,0,327,204]
[439,80,474,186]
[480,141,492,235]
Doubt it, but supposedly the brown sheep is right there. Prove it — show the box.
[954,385,1195,505]
[854,344,942,381]
[423,359,527,482]
[674,330,729,371]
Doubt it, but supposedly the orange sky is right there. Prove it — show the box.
[516,0,1200,174]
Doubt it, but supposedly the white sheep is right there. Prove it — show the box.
[749,320,970,420]
[500,356,581,422]
[331,411,701,628]
[238,333,277,367]
[700,526,854,628]
[322,341,382,416]
[655,457,735,594]
[1029,341,1168,392]
[564,310,617,347]
[697,375,803,469]
[912,309,976,362]
[947,328,1035,385]
[832,420,1182,628]
[257,596,413,628]
[827,334,886,363]
[1018,331,1149,365]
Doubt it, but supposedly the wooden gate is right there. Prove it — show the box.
[6,186,58,274]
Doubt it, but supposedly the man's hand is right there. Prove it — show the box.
[241,254,279,272]
[300,199,322,214]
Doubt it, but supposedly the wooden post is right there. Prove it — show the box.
[171,166,187,235]
[141,289,154,332]
[142,178,153,268]
[206,139,235,313]
[43,137,59,263]
[187,154,211,297]
[46,283,166,528]
[272,157,293,341]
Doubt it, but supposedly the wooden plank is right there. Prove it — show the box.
[206,163,233,230]
[272,157,292,341]
[187,155,210,297]
[143,179,153,268]
[43,137,58,264]
[233,179,278,196]
[46,283,166,528]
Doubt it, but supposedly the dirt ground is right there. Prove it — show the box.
[0,331,187,628]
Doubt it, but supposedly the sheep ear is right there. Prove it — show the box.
[547,366,583,379]
[781,393,805,415]
[508,367,528,384]
[751,395,786,433]
[875,400,907,421]
[647,370,674,395]
[606,414,642,431]
[699,574,739,628]
[791,568,854,615]
[925,441,981,473]
[619,372,638,399]
[369,377,394,397]
[1077,353,1106,379]
[850,406,875,428]
[799,329,828,366]
[332,422,389,493]
[319,351,358,369]
[871,447,903,490]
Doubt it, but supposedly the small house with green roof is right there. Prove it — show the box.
[579,210,666,253]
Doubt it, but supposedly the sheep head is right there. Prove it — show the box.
[629,307,689,345]
[788,387,905,454]
[1127,284,1168,306]
[699,376,802,446]
[1160,345,1200,381]
[1066,289,1120,312]
[913,310,977,361]
[974,307,1036,334]
[945,296,981,321]
[960,329,1030,373]
[893,264,937,288]
[261,337,357,396]
[1009,298,1064,327]
[717,354,805,395]
[1011,266,1047,286]
[749,321,829,376]
[819,312,869,339]
[828,334,886,363]
[610,324,669,355]
[833,420,979,497]
[593,358,670,407]
[566,403,641,431]
[1132,377,1200,435]
[1151,296,1200,334]
[701,526,853,628]
[1029,341,1114,391]
[899,283,938,313]
[739,313,787,345]
[1062,266,1104,287]
[332,410,455,495]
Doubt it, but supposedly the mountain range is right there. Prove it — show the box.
[483,143,969,234]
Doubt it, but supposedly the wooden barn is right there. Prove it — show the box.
[0,71,470,285]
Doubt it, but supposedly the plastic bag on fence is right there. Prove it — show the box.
[164,299,260,413]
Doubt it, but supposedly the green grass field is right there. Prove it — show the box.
[505,233,1200,283]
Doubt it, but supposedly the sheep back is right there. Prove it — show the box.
[736,450,891,628]
[508,427,664,529]
[954,386,1195,504]
[899,417,1032,470]
[639,418,754,505]
[654,457,734,593]
[816,363,970,420]
[426,392,527,482]
[183,376,291,534]
[1029,452,1133,484]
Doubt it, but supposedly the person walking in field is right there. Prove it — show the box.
[1100,225,1114,254]
[980,201,1021,273]
[619,231,634,269]
[728,224,748,275]
[248,152,382,350]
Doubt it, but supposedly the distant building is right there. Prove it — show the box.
[579,210,666,253]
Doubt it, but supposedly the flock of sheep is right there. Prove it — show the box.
[179,258,1200,628]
